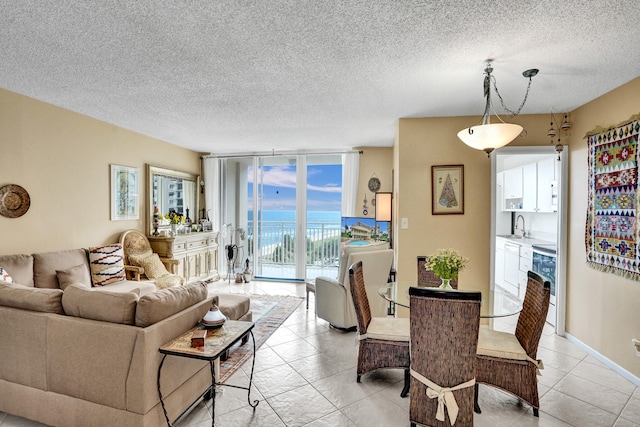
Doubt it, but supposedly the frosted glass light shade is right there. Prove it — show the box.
[375,192,392,222]
[457,123,523,155]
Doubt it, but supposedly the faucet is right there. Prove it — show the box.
[515,215,526,237]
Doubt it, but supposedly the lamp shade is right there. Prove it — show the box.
[457,123,523,155]
[375,192,392,222]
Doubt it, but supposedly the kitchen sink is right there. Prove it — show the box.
[497,234,525,240]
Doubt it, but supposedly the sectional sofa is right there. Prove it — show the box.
[0,247,249,427]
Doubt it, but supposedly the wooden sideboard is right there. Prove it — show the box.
[148,231,220,283]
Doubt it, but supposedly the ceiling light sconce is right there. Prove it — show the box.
[457,62,538,157]
[547,111,572,160]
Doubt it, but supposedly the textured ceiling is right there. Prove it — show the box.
[1,1,639,155]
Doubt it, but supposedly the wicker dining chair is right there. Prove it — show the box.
[348,261,411,397]
[475,270,550,417]
[409,286,481,427]
[417,256,458,289]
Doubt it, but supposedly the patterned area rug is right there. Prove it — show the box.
[218,293,303,383]
[586,115,640,279]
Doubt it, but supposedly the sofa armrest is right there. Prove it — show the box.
[124,265,143,281]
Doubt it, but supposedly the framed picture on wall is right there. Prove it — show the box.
[111,164,139,220]
[431,164,464,215]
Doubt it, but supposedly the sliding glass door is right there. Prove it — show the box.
[221,154,342,281]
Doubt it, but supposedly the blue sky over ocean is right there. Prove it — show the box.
[247,164,342,212]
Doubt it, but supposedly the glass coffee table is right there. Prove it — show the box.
[158,320,258,426]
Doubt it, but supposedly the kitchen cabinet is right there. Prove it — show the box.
[517,244,532,299]
[522,163,537,211]
[536,157,556,212]
[148,231,220,282]
[503,242,520,297]
[495,237,506,288]
[503,167,523,210]
[502,158,557,212]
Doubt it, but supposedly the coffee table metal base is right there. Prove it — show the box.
[157,322,258,426]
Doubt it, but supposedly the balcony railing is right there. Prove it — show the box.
[247,220,341,279]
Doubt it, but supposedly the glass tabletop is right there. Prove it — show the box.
[378,282,523,318]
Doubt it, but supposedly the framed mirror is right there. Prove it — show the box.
[146,165,199,235]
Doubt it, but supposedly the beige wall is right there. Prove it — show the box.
[0,88,201,255]
[394,114,551,289]
[566,77,640,377]
[355,147,394,219]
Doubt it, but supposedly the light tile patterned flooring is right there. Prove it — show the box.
[1,280,639,426]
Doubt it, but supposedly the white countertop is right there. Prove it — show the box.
[496,235,555,246]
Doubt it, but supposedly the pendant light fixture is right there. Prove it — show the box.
[458,62,538,156]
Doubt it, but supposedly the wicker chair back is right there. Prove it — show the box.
[515,271,551,359]
[349,260,372,334]
[409,286,481,427]
[417,256,458,289]
[475,270,550,417]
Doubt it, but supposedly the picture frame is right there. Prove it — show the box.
[431,164,464,215]
[111,165,139,220]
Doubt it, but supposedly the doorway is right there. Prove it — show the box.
[491,146,567,335]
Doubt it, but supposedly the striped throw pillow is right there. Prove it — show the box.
[88,244,126,286]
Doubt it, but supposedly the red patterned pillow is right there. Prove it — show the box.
[0,267,13,283]
[87,244,126,286]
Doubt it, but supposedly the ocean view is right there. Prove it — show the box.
[248,209,342,225]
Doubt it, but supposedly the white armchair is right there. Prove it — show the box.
[315,241,393,330]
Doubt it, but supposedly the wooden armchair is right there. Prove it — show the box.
[119,229,179,281]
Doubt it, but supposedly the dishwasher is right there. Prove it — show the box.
[503,242,520,297]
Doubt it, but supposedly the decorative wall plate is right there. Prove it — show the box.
[368,177,381,192]
[0,184,30,218]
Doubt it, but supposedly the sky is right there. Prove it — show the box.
[247,164,342,211]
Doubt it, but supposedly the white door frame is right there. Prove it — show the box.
[490,145,568,336]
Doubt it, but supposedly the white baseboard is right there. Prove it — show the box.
[564,333,640,388]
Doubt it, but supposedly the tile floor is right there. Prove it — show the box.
[1,280,639,427]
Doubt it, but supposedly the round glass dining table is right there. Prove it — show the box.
[378,282,523,318]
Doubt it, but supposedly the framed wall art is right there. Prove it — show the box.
[111,164,139,220]
[431,164,464,215]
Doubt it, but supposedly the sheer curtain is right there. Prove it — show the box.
[202,157,221,231]
[341,152,360,216]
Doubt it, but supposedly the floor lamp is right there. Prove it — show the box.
[375,192,392,249]
[375,191,395,313]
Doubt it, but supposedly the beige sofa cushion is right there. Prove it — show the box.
[33,249,89,289]
[0,254,34,287]
[100,279,157,296]
[56,263,92,290]
[135,281,209,327]
[217,294,251,320]
[0,282,64,314]
[62,284,139,325]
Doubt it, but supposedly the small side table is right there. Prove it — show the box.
[305,279,316,309]
[158,320,258,426]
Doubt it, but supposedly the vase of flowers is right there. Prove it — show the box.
[424,248,469,289]
[167,211,184,236]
